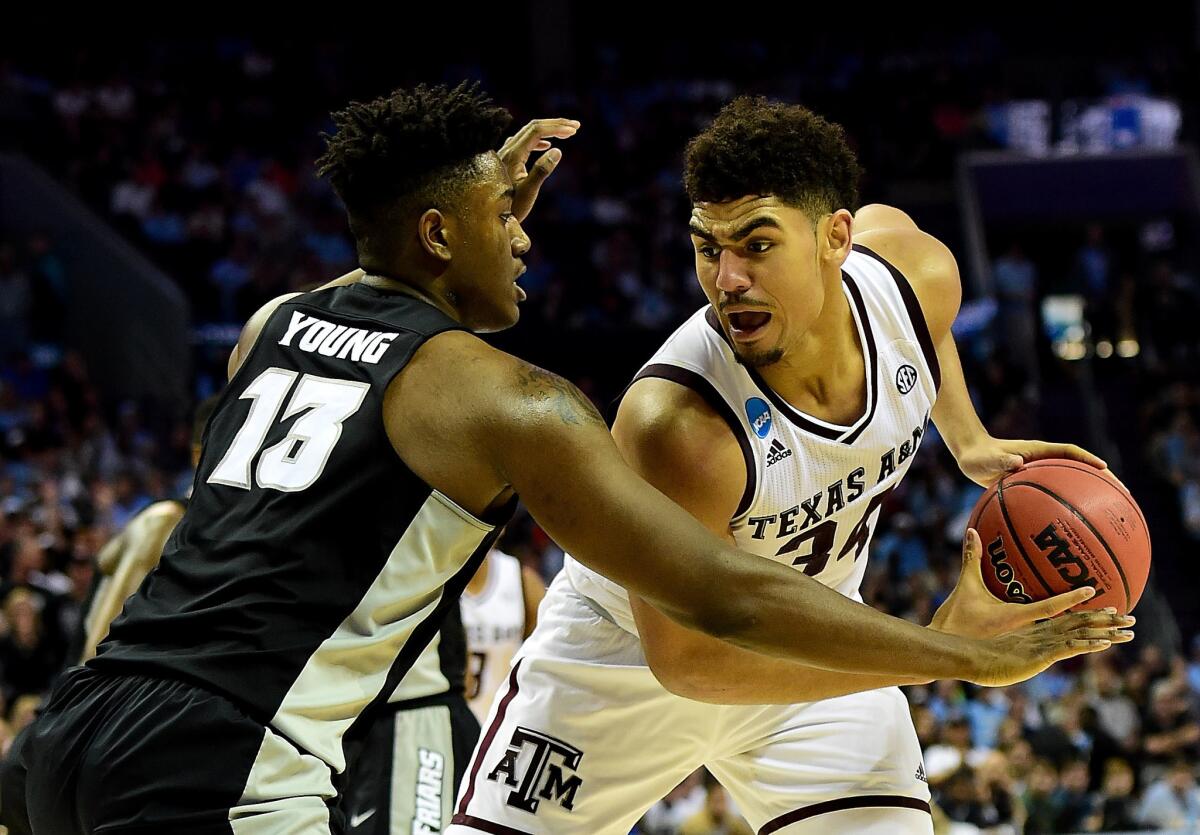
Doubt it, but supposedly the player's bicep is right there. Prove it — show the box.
[855,226,962,340]
[228,292,303,380]
[478,360,744,634]
[611,380,746,668]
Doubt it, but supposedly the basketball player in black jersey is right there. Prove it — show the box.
[1,83,1132,834]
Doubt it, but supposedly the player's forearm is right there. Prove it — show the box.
[652,642,930,704]
[931,330,990,458]
[710,554,985,681]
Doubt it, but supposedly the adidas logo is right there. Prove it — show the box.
[766,439,793,467]
[915,763,927,783]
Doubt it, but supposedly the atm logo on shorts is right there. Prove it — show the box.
[487,726,584,813]
[746,397,773,438]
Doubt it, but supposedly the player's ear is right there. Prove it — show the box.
[418,208,452,264]
[821,209,854,264]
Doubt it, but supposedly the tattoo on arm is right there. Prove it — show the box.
[514,362,605,427]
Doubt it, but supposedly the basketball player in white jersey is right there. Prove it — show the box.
[462,549,546,722]
[448,98,1136,835]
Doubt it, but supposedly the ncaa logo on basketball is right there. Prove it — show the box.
[745,397,772,438]
[896,364,918,395]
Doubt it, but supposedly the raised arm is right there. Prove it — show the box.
[854,213,1105,486]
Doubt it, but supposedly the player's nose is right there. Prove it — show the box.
[715,250,752,293]
[511,222,531,256]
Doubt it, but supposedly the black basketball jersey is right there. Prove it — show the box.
[92,283,514,772]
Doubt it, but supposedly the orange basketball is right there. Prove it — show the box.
[968,459,1151,615]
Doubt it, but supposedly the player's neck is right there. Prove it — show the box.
[755,283,866,421]
[360,270,462,323]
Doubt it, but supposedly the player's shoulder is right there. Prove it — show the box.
[612,375,744,484]
[389,330,604,444]
[854,227,961,338]
[229,291,306,378]
[400,329,568,402]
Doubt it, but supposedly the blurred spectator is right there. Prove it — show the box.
[678,774,752,835]
[1141,679,1200,782]
[1052,758,1095,833]
[639,770,706,835]
[990,242,1039,397]
[1086,757,1145,832]
[1137,758,1200,830]
[0,587,61,700]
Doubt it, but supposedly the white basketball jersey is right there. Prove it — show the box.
[566,245,941,635]
[461,550,526,722]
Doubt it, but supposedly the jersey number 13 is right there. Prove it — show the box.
[208,367,369,492]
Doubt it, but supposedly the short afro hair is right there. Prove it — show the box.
[684,97,862,220]
[316,82,512,225]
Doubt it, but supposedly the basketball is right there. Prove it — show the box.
[968,459,1151,615]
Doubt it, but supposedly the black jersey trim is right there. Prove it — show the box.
[704,278,879,446]
[851,243,942,390]
[759,795,931,833]
[437,599,469,696]
[629,363,758,520]
[840,275,881,445]
[450,815,534,835]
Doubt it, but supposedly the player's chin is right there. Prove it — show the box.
[735,343,785,368]
[473,301,521,334]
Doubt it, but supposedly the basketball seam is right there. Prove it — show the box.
[1024,462,1150,539]
[969,488,996,532]
[996,477,1056,598]
[1006,480,1133,612]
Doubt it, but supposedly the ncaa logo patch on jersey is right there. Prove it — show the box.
[745,397,773,438]
[896,364,918,395]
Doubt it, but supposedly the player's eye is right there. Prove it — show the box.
[500,212,516,224]
[697,245,719,259]
[747,240,772,254]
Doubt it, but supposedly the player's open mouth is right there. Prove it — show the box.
[727,310,771,340]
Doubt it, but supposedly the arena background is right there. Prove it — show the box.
[1,7,1199,833]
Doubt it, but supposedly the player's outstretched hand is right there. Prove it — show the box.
[930,528,1108,638]
[969,607,1134,687]
[498,118,579,222]
[955,436,1107,487]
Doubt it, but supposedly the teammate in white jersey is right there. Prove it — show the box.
[448,98,1136,835]
[462,548,545,722]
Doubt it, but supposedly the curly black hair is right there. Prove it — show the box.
[684,97,862,219]
[316,82,512,233]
